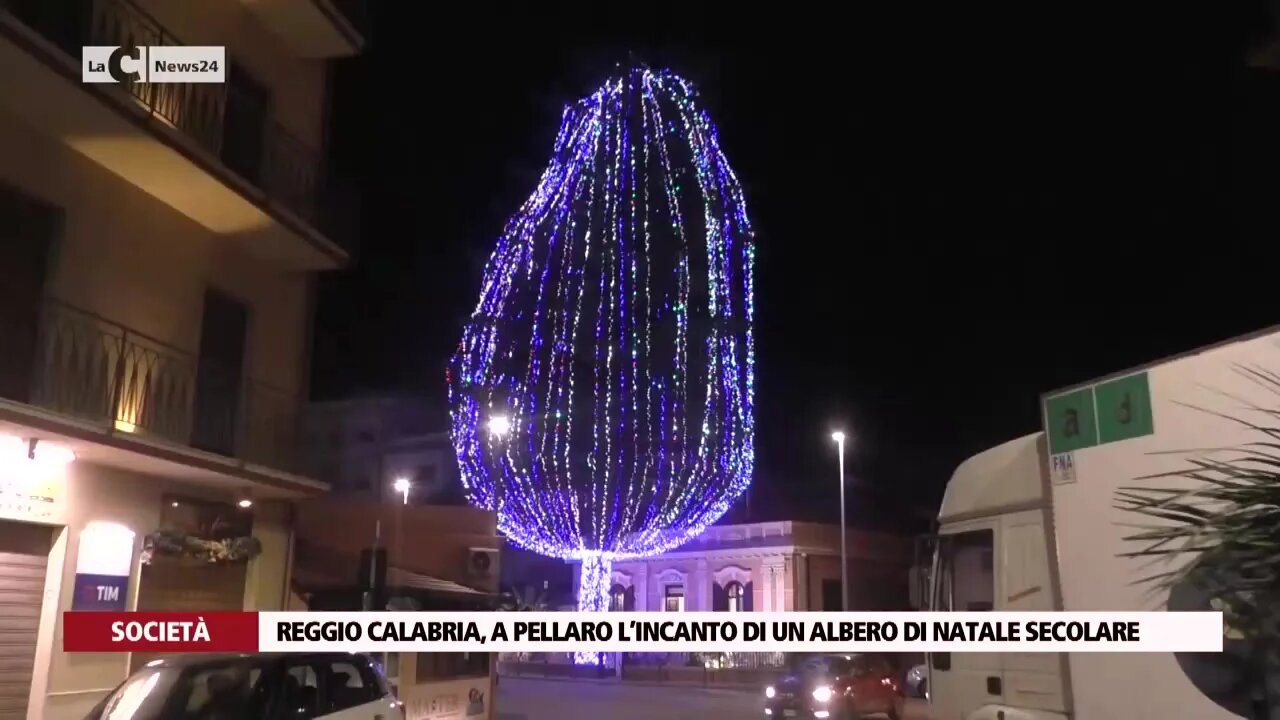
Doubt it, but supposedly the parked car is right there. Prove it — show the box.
[83,652,403,720]
[903,663,929,700]
[763,653,900,719]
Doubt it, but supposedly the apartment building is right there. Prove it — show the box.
[0,1,362,717]
[301,396,464,504]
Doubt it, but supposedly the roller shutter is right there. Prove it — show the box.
[0,520,52,720]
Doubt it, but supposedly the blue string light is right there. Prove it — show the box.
[449,68,755,658]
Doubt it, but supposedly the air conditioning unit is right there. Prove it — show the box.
[468,547,498,579]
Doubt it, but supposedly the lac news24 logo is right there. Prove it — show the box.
[82,45,226,84]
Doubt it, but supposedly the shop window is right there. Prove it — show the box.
[160,494,253,540]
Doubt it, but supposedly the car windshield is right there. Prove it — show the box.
[87,659,270,720]
[794,655,854,677]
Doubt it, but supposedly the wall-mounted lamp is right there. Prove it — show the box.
[237,498,253,509]
[32,439,76,465]
[0,435,76,466]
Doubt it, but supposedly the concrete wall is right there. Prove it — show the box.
[0,106,311,396]
[133,0,328,150]
[17,461,290,719]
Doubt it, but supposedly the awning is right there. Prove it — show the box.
[385,567,485,595]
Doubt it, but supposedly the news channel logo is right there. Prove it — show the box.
[82,46,226,84]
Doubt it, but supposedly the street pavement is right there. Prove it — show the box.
[495,676,933,720]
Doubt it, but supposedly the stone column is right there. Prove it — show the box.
[761,556,783,612]
[636,563,648,611]
[775,557,787,611]
[794,553,807,611]
[696,558,709,611]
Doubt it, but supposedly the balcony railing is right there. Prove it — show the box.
[1,299,309,478]
[3,0,357,255]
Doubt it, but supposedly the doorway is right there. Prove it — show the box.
[0,184,57,405]
[191,290,249,456]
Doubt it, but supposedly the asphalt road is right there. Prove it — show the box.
[495,677,933,720]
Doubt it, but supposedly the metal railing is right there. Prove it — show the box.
[7,299,307,477]
[3,0,357,254]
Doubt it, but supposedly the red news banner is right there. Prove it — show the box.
[64,612,260,653]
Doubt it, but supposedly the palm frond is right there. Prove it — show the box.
[1115,363,1280,650]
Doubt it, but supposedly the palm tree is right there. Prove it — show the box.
[499,583,551,612]
[1115,364,1280,719]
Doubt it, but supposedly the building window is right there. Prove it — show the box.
[822,578,842,611]
[609,584,626,612]
[414,465,439,500]
[726,581,745,612]
[664,585,684,612]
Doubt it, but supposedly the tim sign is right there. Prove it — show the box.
[71,522,136,612]
[72,573,129,611]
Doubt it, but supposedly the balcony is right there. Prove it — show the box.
[238,0,366,58]
[0,0,356,269]
[0,299,313,487]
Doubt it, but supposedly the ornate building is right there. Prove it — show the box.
[576,521,913,613]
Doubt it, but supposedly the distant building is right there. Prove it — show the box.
[301,396,464,504]
[574,521,912,613]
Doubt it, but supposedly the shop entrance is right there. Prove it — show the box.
[0,519,54,718]
[130,496,252,672]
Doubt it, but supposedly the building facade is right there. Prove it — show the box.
[301,396,463,504]
[580,521,912,614]
[0,1,361,717]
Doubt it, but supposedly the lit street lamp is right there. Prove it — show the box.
[488,414,511,438]
[393,477,411,505]
[831,430,848,612]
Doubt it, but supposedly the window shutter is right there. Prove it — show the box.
[743,581,754,611]
[712,582,727,611]
[624,585,636,611]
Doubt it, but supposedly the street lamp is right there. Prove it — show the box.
[830,430,848,612]
[393,477,411,505]
[488,414,511,438]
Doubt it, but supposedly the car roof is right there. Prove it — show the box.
[140,652,377,670]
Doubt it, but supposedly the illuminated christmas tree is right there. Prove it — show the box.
[448,68,755,653]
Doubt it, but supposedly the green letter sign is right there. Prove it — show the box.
[1044,387,1098,455]
[1095,372,1154,444]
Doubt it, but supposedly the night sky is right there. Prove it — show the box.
[311,3,1280,533]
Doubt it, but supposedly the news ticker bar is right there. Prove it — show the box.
[62,611,1224,654]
